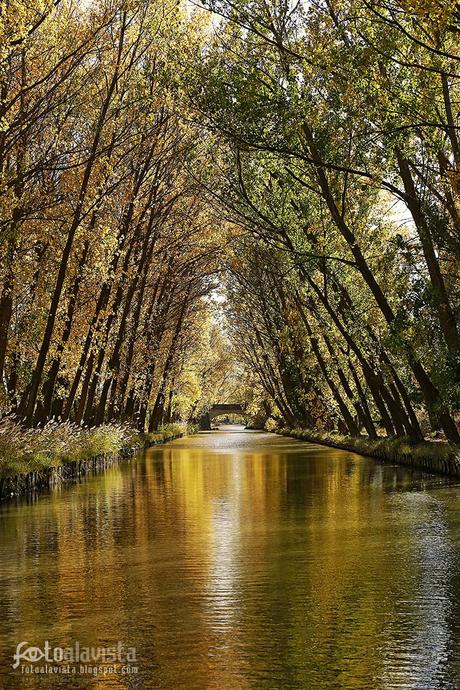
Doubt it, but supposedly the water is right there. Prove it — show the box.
[1,426,460,689]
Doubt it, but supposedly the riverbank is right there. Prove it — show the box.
[0,421,189,501]
[279,428,460,477]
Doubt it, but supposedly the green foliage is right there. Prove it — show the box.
[182,0,460,442]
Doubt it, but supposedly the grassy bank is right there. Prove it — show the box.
[279,428,460,477]
[0,420,189,496]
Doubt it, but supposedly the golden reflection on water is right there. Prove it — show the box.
[1,426,460,689]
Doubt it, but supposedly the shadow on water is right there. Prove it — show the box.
[1,427,460,688]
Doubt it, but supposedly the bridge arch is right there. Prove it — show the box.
[208,403,246,420]
[200,403,247,429]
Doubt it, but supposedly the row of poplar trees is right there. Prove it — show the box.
[0,0,219,429]
[188,0,460,442]
[2,0,460,442]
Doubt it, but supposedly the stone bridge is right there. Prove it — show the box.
[209,403,246,420]
[200,403,247,429]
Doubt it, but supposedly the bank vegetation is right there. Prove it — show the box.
[1,0,460,477]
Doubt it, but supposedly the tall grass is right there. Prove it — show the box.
[0,419,136,478]
[0,419,188,479]
[142,423,191,445]
[280,428,460,475]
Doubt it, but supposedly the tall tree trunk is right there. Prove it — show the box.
[40,240,89,422]
[102,213,159,422]
[23,13,127,424]
[441,72,460,167]
[293,291,358,434]
[149,296,189,431]
[0,272,14,386]
[301,123,460,443]
[397,151,460,359]
[321,332,377,439]
[63,208,135,420]
[302,272,397,436]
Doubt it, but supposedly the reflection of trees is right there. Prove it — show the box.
[0,436,459,688]
[379,493,455,690]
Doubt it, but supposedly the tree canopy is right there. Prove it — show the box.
[0,0,459,441]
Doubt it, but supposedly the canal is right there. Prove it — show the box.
[1,426,460,688]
